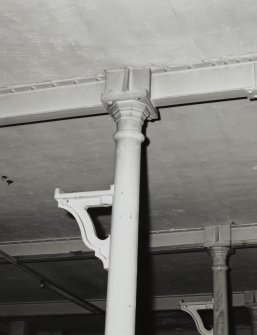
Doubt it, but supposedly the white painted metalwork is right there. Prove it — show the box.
[180,300,213,335]
[54,185,114,269]
[1,57,257,126]
[1,222,257,257]
[102,68,158,335]
[204,225,231,248]
[0,291,253,317]
[54,67,157,335]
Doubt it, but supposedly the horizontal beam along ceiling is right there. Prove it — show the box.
[0,60,257,126]
[0,291,250,316]
[1,223,257,257]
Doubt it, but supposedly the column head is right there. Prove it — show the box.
[209,246,231,267]
[109,100,152,124]
[101,68,158,121]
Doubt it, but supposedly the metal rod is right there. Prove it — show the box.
[0,249,104,315]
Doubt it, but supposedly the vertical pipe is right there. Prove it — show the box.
[210,246,230,335]
[105,100,149,335]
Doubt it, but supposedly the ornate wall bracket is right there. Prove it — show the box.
[180,300,213,335]
[55,185,114,269]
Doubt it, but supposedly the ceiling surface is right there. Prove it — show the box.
[1,1,257,333]
[1,0,257,87]
[1,99,257,241]
[1,99,257,333]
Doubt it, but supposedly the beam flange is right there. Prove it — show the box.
[1,223,257,258]
[0,291,251,317]
[1,58,257,126]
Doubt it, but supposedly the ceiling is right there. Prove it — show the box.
[1,99,257,333]
[1,99,257,241]
[1,1,257,334]
[1,0,257,87]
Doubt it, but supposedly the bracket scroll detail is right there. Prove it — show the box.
[180,300,213,335]
[54,185,114,269]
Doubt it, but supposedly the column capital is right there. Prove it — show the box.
[101,68,158,121]
[209,246,231,268]
[109,100,152,124]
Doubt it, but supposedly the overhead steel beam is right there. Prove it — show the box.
[1,58,257,126]
[1,223,257,258]
[0,291,251,317]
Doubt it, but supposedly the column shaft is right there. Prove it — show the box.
[211,246,230,335]
[105,101,148,335]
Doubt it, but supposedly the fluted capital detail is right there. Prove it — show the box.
[209,246,230,267]
[109,100,151,124]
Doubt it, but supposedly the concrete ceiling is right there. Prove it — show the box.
[1,99,257,241]
[1,1,257,333]
[1,0,257,87]
[1,99,257,328]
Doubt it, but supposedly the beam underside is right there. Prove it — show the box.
[0,292,249,317]
[1,224,257,258]
[0,61,256,126]
[1,64,257,323]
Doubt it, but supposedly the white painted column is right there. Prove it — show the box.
[104,100,150,335]
[210,246,230,335]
